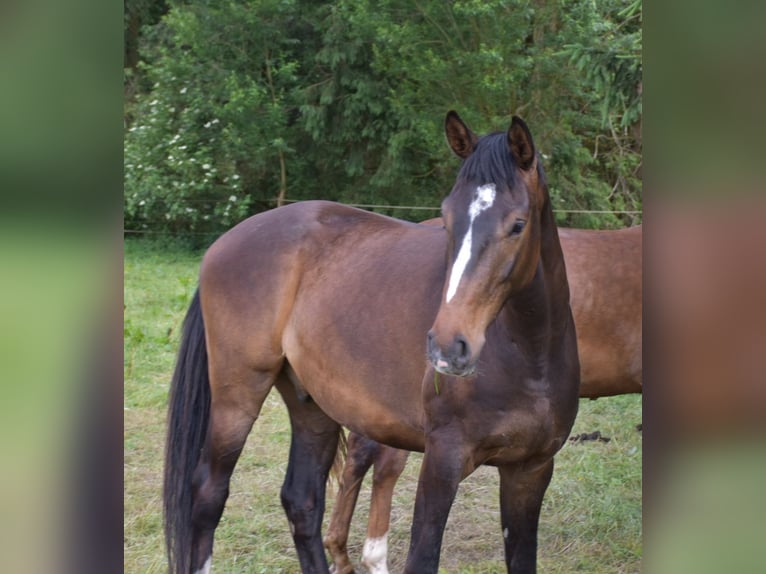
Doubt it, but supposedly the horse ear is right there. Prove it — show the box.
[508,116,536,171]
[445,110,478,159]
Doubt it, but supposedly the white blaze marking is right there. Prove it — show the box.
[362,532,389,574]
[194,555,212,574]
[446,184,497,303]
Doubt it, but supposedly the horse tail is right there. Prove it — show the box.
[163,289,210,574]
[329,427,349,491]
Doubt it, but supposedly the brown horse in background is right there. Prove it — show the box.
[324,225,642,574]
[163,112,580,573]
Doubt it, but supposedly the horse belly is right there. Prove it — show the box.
[577,333,642,397]
[281,269,440,452]
[282,335,428,451]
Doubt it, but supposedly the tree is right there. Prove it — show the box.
[125,0,642,238]
[125,0,309,238]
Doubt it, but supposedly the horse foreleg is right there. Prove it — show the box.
[277,378,342,573]
[362,445,409,574]
[497,459,554,573]
[403,432,470,574]
[324,433,379,574]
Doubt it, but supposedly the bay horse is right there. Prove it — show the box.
[163,111,580,573]
[324,225,642,574]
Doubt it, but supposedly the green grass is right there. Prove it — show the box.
[124,237,641,573]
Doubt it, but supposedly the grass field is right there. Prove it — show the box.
[124,237,642,573]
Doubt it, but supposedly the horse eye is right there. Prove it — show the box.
[510,219,526,236]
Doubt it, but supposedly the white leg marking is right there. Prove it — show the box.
[445,184,496,303]
[503,527,509,539]
[362,532,389,574]
[194,555,212,574]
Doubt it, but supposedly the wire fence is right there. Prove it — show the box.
[280,198,643,215]
[124,198,641,237]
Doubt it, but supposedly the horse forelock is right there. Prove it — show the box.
[457,132,517,191]
[453,133,550,214]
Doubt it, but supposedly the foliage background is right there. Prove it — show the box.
[124,0,641,244]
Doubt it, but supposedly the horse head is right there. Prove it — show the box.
[427,111,546,377]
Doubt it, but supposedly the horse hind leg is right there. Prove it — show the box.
[165,293,279,574]
[324,432,380,574]
[497,459,554,574]
[188,366,278,573]
[276,376,343,573]
[362,444,409,574]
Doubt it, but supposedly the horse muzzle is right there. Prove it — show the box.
[426,330,477,377]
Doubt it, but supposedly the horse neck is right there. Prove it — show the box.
[537,190,571,321]
[498,190,571,368]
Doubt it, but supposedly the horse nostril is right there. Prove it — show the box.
[427,331,473,373]
[454,335,471,368]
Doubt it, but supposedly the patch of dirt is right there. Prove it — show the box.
[568,430,611,443]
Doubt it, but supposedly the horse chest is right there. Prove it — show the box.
[425,375,560,459]
[475,396,563,465]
